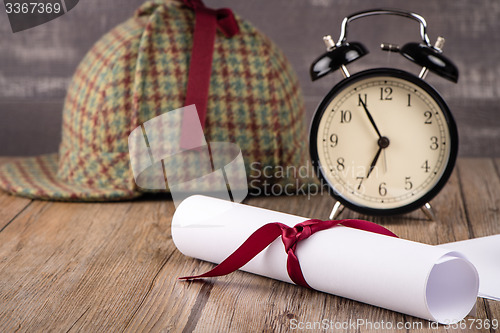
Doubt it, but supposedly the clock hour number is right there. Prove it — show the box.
[358,94,367,107]
[380,87,393,101]
[430,136,439,150]
[405,176,413,190]
[336,157,345,171]
[407,94,411,107]
[340,110,352,123]
[424,111,432,124]
[356,176,364,190]
[378,182,387,196]
[329,134,338,147]
[422,160,430,173]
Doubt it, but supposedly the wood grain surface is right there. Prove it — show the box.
[1,0,500,156]
[0,157,499,332]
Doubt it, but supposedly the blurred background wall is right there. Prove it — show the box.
[1,0,499,156]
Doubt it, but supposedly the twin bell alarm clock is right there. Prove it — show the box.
[309,9,459,219]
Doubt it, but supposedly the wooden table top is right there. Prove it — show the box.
[0,157,499,332]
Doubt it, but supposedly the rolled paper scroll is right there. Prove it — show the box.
[439,235,500,301]
[172,195,479,324]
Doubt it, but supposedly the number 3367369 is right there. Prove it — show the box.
[5,2,62,14]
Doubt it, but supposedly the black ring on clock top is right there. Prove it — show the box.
[309,67,459,216]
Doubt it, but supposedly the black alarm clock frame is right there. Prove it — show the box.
[309,9,459,220]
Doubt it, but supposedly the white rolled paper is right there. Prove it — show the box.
[172,195,479,324]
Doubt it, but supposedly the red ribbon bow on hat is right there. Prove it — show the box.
[180,219,398,288]
[182,0,239,37]
[180,0,240,149]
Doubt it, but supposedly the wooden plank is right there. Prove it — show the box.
[0,157,32,231]
[0,158,498,332]
[0,199,179,332]
[458,158,500,237]
[122,245,230,332]
[457,158,500,327]
[0,191,31,232]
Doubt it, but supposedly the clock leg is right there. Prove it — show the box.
[421,202,437,221]
[329,201,345,220]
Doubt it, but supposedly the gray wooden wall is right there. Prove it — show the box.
[1,0,499,156]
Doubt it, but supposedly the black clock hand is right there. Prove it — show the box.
[359,99,382,139]
[366,147,382,179]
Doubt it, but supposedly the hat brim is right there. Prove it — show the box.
[0,154,141,201]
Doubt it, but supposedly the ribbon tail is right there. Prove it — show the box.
[180,8,217,149]
[286,249,311,288]
[179,222,285,280]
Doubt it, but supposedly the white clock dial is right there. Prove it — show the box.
[312,69,457,214]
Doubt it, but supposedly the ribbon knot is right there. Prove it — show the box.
[180,218,398,289]
[282,225,306,252]
[182,0,239,37]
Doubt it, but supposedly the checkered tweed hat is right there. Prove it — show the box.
[0,0,309,201]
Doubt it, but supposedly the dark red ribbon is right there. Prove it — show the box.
[180,219,398,288]
[180,0,240,149]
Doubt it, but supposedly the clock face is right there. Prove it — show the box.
[310,68,458,215]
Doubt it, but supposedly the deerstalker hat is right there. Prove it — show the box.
[0,0,309,201]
